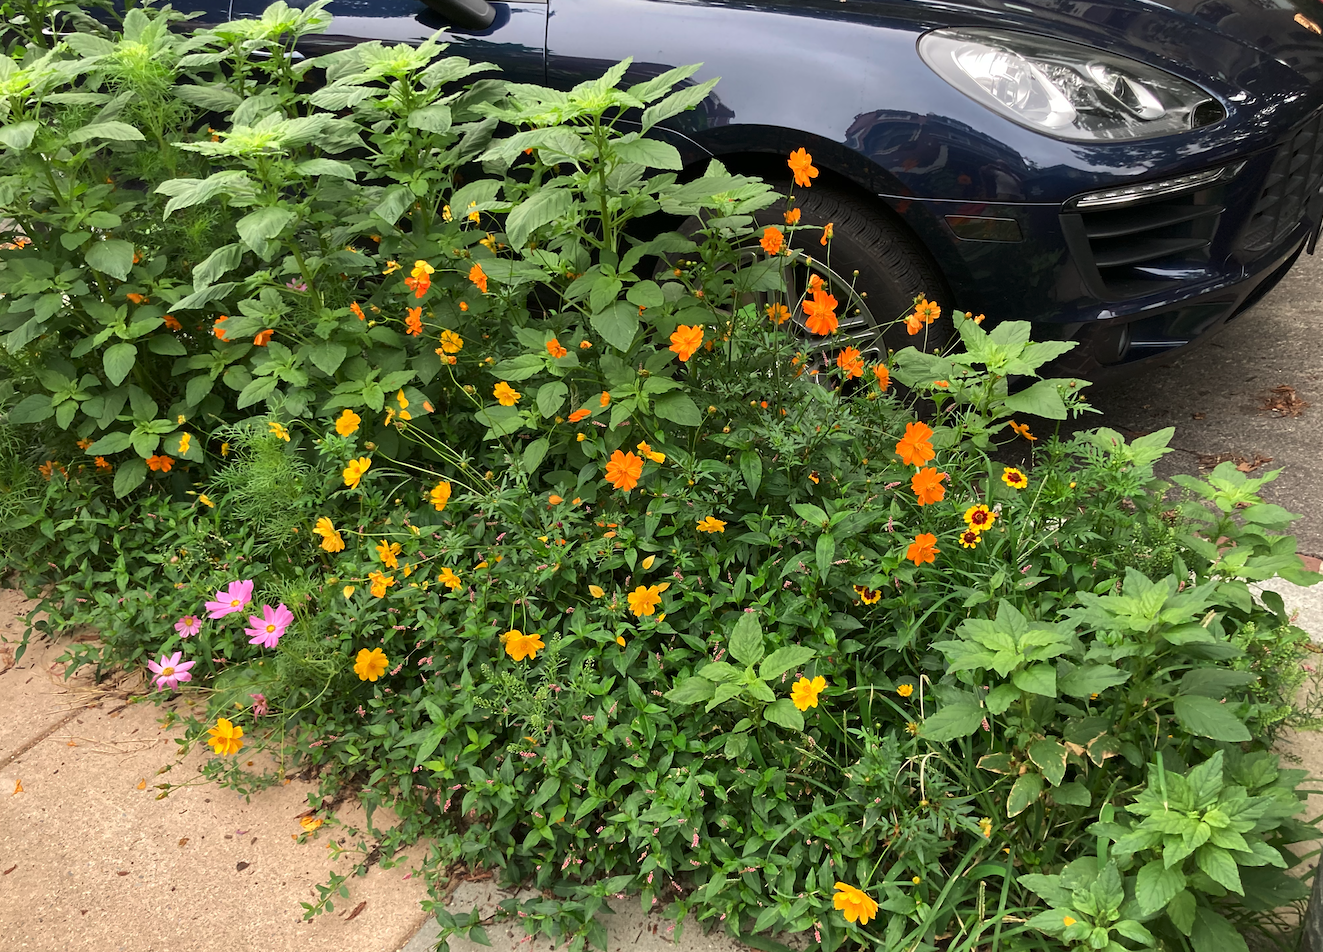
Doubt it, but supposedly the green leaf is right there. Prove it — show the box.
[0,121,39,151]
[1135,860,1185,915]
[407,104,452,134]
[728,612,764,666]
[665,677,715,705]
[1001,378,1068,420]
[1007,772,1044,817]
[236,207,296,258]
[506,188,574,249]
[523,437,549,474]
[740,450,762,498]
[613,137,684,170]
[625,279,665,309]
[1028,739,1068,787]
[1012,663,1056,696]
[1173,695,1250,742]
[1190,908,1248,952]
[113,457,146,497]
[758,646,815,681]
[815,532,835,583]
[236,375,279,409]
[920,702,985,742]
[86,239,135,281]
[296,158,357,179]
[192,243,245,289]
[1050,782,1091,806]
[763,697,804,731]
[87,431,133,454]
[474,404,523,437]
[1167,890,1196,935]
[653,392,702,426]
[102,342,137,387]
[591,301,639,352]
[536,381,568,417]
[306,341,347,376]
[8,393,53,424]
[640,78,720,131]
[67,121,145,144]
[792,503,829,526]
[1058,663,1130,698]
[1195,844,1242,894]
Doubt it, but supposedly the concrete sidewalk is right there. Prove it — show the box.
[3,571,1322,952]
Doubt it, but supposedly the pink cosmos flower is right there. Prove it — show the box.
[250,693,269,716]
[204,579,254,619]
[174,615,201,638]
[146,651,195,692]
[245,603,294,649]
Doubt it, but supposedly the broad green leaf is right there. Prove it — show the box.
[625,279,665,309]
[1012,663,1056,696]
[1058,663,1130,698]
[506,187,573,249]
[1001,378,1068,420]
[536,381,568,417]
[296,158,356,179]
[1135,860,1185,915]
[665,677,715,705]
[815,532,835,583]
[591,301,639,352]
[1168,890,1196,935]
[728,612,764,666]
[236,375,279,409]
[86,239,135,281]
[653,392,701,426]
[920,702,985,742]
[1195,844,1242,894]
[764,697,804,732]
[87,431,133,454]
[758,646,815,681]
[0,121,39,151]
[1007,772,1044,817]
[739,450,762,498]
[613,137,684,170]
[474,404,523,437]
[192,243,244,289]
[306,341,347,376]
[640,77,720,131]
[407,104,452,134]
[523,437,549,474]
[113,457,146,497]
[67,121,145,144]
[8,393,53,424]
[102,342,137,386]
[1190,908,1248,952]
[1028,739,1068,787]
[1050,782,1091,806]
[1173,695,1250,742]
[236,207,296,258]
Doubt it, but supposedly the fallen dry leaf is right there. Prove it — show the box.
[1192,412,1206,420]
[1197,453,1273,473]
[344,901,368,922]
[178,837,189,848]
[12,780,21,795]
[1259,384,1309,417]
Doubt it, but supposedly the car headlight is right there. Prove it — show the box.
[918,29,1225,140]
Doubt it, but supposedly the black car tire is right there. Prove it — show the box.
[1306,864,1323,952]
[760,181,951,359]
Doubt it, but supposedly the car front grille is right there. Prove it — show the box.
[1061,186,1224,300]
[1237,111,1323,253]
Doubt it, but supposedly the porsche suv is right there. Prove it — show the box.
[185,0,1323,376]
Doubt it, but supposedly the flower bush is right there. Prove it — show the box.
[1,5,1321,952]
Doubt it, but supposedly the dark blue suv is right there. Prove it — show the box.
[193,0,1323,376]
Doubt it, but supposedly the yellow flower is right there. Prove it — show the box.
[368,570,395,598]
[588,585,606,598]
[963,504,996,533]
[641,555,656,570]
[268,421,290,442]
[790,675,826,711]
[335,409,361,436]
[342,585,356,599]
[911,876,921,885]
[852,585,881,605]
[627,584,664,618]
[636,441,666,464]
[905,721,919,736]
[1001,466,1028,489]
[220,442,230,457]
[979,817,992,838]
[897,683,914,698]
[382,260,401,275]
[177,432,191,455]
[343,456,371,489]
[430,480,452,511]
[300,816,323,833]
[1062,916,1077,928]
[314,516,345,553]
[503,629,545,662]
[832,883,878,926]
[375,539,402,569]
[696,516,726,533]
[616,635,626,647]
[493,381,521,406]
[439,329,463,354]
[206,717,244,756]
[354,647,389,681]
[437,567,462,591]
[198,494,215,508]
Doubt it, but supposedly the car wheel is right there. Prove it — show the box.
[764,181,950,360]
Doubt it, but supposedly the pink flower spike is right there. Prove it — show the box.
[245,603,294,649]
[174,615,201,638]
[146,651,195,692]
[204,579,254,619]
[250,693,268,716]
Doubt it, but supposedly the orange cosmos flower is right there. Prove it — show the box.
[760,226,784,256]
[146,454,174,473]
[904,313,925,335]
[788,148,818,188]
[766,303,790,325]
[438,330,463,354]
[669,324,704,362]
[836,346,864,379]
[820,222,834,245]
[468,263,488,293]
[895,421,935,467]
[350,301,366,321]
[405,307,423,336]
[95,456,112,472]
[802,285,838,336]
[1009,420,1037,441]
[162,314,181,331]
[874,364,890,391]
[493,381,521,406]
[911,467,947,506]
[125,292,147,304]
[213,316,228,340]
[833,883,879,926]
[605,450,643,492]
[599,391,611,407]
[915,297,940,324]
[253,329,274,346]
[568,408,591,423]
[546,338,568,359]
[906,533,939,566]
[784,207,801,225]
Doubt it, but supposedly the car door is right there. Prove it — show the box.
[227,0,548,83]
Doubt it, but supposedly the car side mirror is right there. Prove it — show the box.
[421,0,497,30]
